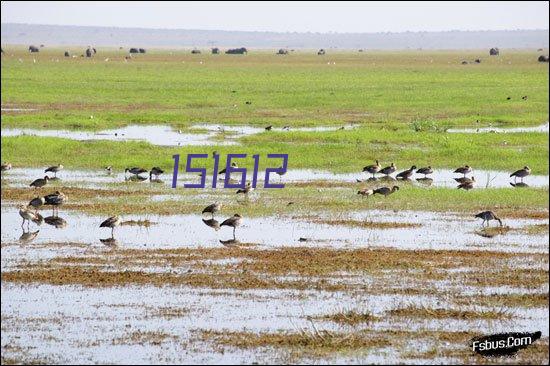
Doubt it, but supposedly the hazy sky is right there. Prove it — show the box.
[1,1,548,33]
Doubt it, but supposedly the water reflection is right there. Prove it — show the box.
[19,229,39,243]
[219,239,241,247]
[99,237,118,246]
[44,216,68,229]
[510,182,530,188]
[202,219,220,231]
[125,175,148,182]
[416,177,434,186]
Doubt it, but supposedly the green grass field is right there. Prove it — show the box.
[1,48,549,178]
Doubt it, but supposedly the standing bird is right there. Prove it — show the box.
[105,166,113,174]
[265,125,273,131]
[373,186,400,197]
[416,166,433,178]
[357,188,374,198]
[125,167,148,176]
[18,205,43,229]
[100,216,122,237]
[362,160,381,178]
[44,191,66,215]
[202,203,222,218]
[45,164,63,178]
[454,165,472,178]
[221,214,243,239]
[30,176,50,189]
[475,211,503,227]
[379,163,396,177]
[28,196,45,211]
[1,163,12,172]
[150,167,164,179]
[396,165,416,180]
[236,182,253,195]
[510,166,531,183]
[219,162,238,175]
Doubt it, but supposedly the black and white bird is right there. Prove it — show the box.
[100,216,122,237]
[510,166,531,183]
[28,196,45,211]
[44,191,66,215]
[221,214,243,239]
[150,167,164,179]
[45,164,63,178]
[125,167,148,176]
[202,203,222,218]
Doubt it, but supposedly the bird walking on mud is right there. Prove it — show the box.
[100,216,122,237]
[475,211,503,227]
[45,164,63,178]
[454,165,472,178]
[510,166,531,183]
[202,203,222,218]
[30,176,50,189]
[18,205,43,229]
[362,160,381,178]
[221,214,243,239]
[373,186,400,197]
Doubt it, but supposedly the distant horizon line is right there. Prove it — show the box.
[2,22,549,34]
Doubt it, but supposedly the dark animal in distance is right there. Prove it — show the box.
[64,51,70,57]
[129,48,139,53]
[277,49,289,55]
[538,55,549,62]
[489,47,499,56]
[318,49,326,55]
[211,47,220,54]
[225,47,247,54]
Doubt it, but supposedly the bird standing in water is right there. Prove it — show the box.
[221,214,243,239]
[45,164,63,178]
[475,211,503,227]
[100,216,122,237]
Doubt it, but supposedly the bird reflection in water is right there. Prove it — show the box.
[219,239,241,247]
[510,182,529,188]
[202,218,220,231]
[125,175,148,182]
[44,216,68,229]
[19,229,39,243]
[416,177,434,186]
[99,237,118,247]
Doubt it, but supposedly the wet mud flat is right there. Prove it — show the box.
[1,242,548,364]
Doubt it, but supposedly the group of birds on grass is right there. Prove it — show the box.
[357,160,532,197]
[2,158,536,242]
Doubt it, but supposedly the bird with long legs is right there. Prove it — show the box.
[100,216,122,237]
[18,205,43,229]
[221,214,243,239]
[45,164,63,178]
[475,211,503,227]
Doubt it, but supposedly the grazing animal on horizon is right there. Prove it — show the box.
[475,211,502,227]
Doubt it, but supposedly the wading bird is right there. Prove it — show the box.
[416,166,433,178]
[45,164,63,178]
[125,167,148,176]
[202,203,222,218]
[396,165,416,180]
[221,214,243,239]
[18,205,43,229]
[150,167,164,179]
[100,216,122,237]
[454,165,472,178]
[28,196,45,211]
[510,166,531,183]
[373,186,400,197]
[362,160,381,178]
[44,191,66,215]
[30,176,50,189]
[475,211,503,227]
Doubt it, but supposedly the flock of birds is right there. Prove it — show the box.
[1,159,535,242]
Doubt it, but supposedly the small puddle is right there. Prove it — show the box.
[448,122,549,134]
